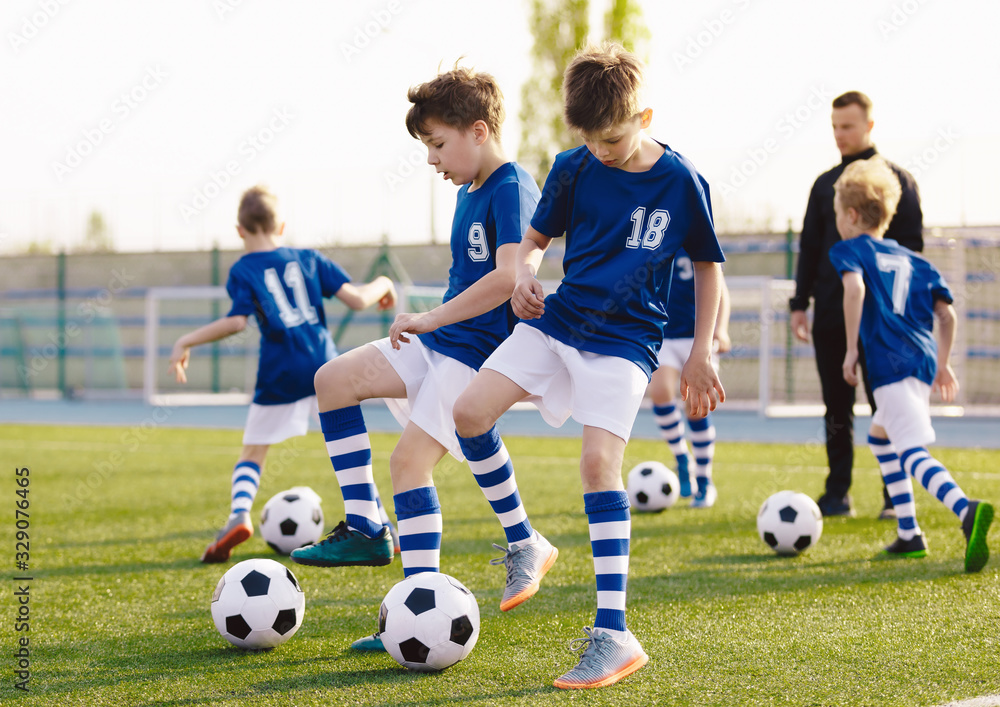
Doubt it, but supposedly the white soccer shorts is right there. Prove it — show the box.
[243,395,319,446]
[872,377,936,451]
[370,336,476,461]
[482,323,648,442]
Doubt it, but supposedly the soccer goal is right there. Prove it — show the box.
[143,286,258,406]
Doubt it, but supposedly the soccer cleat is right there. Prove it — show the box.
[290,520,394,567]
[350,632,385,652]
[962,500,994,573]
[490,532,558,611]
[882,533,928,558]
[201,510,253,563]
[690,477,717,509]
[817,493,855,518]
[553,627,649,690]
[676,454,692,498]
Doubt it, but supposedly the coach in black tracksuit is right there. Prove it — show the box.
[790,91,923,518]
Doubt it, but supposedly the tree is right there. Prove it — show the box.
[518,0,648,185]
[517,0,589,186]
[79,210,114,253]
[605,0,649,59]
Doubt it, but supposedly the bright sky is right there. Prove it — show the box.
[2,0,999,254]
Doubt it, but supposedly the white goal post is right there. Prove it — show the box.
[144,286,255,406]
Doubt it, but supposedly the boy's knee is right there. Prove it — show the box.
[314,360,335,392]
[452,393,482,437]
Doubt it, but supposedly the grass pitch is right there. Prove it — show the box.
[2,422,999,706]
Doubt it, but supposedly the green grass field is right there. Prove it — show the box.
[2,422,999,706]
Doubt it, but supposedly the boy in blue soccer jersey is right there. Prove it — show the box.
[288,67,541,649]
[167,185,397,563]
[649,250,731,506]
[452,42,726,689]
[829,158,993,572]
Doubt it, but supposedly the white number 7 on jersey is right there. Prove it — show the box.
[875,252,912,315]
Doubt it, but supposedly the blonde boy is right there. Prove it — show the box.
[830,158,992,571]
[168,185,396,562]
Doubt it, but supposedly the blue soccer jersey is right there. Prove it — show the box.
[419,162,540,370]
[663,248,696,339]
[226,247,350,405]
[528,143,724,377]
[829,235,953,389]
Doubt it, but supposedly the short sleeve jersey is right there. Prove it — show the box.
[829,235,953,389]
[528,143,724,378]
[662,248,696,339]
[226,247,350,405]
[419,162,540,370]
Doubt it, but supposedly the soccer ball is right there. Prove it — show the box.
[211,558,305,649]
[378,572,480,672]
[260,486,324,554]
[757,491,823,556]
[626,461,680,512]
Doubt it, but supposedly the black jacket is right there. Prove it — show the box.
[789,146,923,327]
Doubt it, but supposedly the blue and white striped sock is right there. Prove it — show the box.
[688,414,716,481]
[586,490,631,641]
[457,427,533,545]
[394,486,442,578]
[653,403,692,468]
[902,446,970,522]
[320,405,384,538]
[869,436,920,539]
[230,461,260,515]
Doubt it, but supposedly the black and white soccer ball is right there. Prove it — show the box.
[378,572,480,672]
[626,461,680,512]
[757,490,823,556]
[211,558,305,649]
[260,486,324,555]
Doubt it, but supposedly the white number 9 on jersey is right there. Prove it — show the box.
[467,222,489,262]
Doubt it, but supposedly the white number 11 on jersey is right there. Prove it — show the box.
[264,262,319,328]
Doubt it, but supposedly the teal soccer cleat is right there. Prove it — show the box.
[290,520,394,567]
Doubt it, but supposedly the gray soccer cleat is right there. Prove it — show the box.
[201,510,253,563]
[553,627,649,689]
[489,532,558,611]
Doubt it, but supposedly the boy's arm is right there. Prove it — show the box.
[336,275,396,311]
[510,226,551,320]
[714,275,732,354]
[388,242,522,348]
[168,315,248,384]
[680,261,725,418]
[932,299,959,402]
[840,271,864,388]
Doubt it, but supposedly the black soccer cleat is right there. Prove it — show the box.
[882,533,928,558]
[961,500,994,573]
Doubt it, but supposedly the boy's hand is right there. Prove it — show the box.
[714,328,732,354]
[842,350,859,387]
[168,344,191,384]
[389,311,436,349]
[512,275,545,320]
[378,280,397,310]
[680,355,725,419]
[933,363,959,403]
